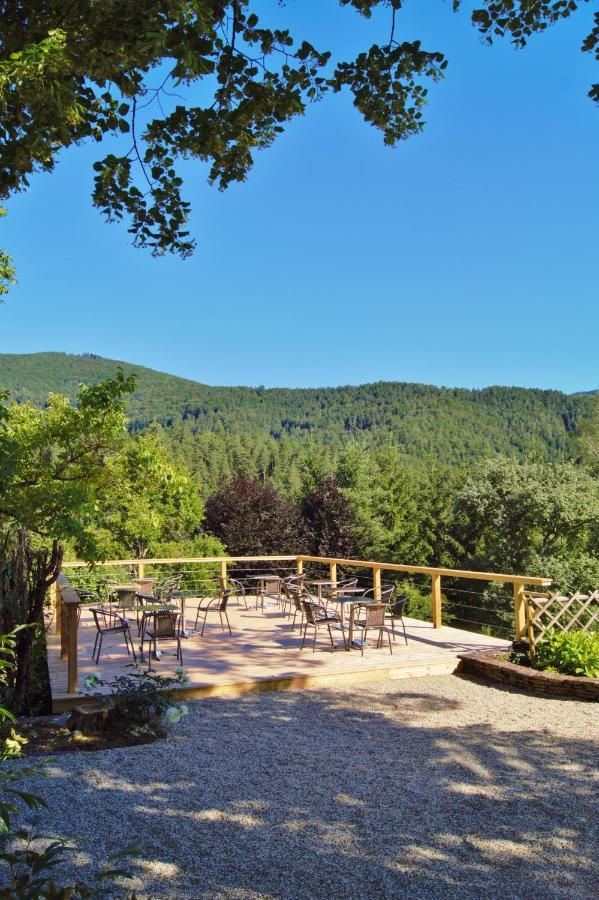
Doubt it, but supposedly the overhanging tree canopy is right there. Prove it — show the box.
[0,1,595,265]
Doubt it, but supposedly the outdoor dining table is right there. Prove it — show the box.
[305,579,338,601]
[325,593,375,651]
[133,576,157,595]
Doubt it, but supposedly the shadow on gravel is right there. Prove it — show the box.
[22,686,599,899]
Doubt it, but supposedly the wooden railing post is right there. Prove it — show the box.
[296,558,304,577]
[65,600,79,693]
[50,581,61,636]
[431,574,442,629]
[60,590,68,659]
[137,560,145,580]
[220,560,228,590]
[513,582,526,641]
[329,561,337,584]
[372,566,381,601]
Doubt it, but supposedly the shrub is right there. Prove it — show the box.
[534,629,599,678]
[80,667,190,735]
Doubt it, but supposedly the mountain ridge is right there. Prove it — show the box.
[0,351,592,464]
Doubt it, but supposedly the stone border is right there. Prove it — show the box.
[457,650,599,701]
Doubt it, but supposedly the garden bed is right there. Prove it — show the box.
[457,650,599,700]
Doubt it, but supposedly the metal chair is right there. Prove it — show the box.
[229,578,248,609]
[300,598,347,652]
[281,575,305,618]
[140,609,183,667]
[89,606,136,664]
[352,603,392,656]
[386,593,408,644]
[194,590,233,636]
[256,576,282,612]
[282,580,304,630]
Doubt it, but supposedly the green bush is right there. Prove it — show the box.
[535,629,599,678]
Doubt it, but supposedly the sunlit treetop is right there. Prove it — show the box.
[0,1,595,259]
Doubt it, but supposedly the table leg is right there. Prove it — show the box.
[348,603,355,651]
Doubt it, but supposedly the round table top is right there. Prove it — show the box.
[244,574,282,581]
[306,579,338,586]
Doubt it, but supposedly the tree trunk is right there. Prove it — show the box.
[0,532,62,710]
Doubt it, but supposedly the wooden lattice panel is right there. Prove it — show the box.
[524,591,599,646]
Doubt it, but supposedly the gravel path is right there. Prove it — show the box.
[15,674,599,899]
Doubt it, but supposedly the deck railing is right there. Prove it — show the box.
[54,554,552,696]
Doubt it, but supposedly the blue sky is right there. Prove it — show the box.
[1,0,597,392]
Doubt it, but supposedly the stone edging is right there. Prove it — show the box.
[457,650,599,701]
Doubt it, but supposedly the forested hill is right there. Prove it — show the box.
[0,352,592,463]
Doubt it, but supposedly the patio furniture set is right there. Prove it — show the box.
[78,570,409,667]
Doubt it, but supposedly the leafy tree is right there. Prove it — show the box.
[455,458,599,590]
[203,474,306,555]
[0,372,135,559]
[301,476,359,559]
[92,427,204,558]
[0,1,593,271]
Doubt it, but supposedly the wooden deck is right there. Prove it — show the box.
[47,596,510,712]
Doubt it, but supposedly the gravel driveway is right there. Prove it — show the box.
[16,674,599,899]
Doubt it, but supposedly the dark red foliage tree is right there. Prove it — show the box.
[203,475,306,556]
[301,477,359,559]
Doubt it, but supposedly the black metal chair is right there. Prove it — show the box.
[140,609,183,667]
[300,598,347,652]
[352,603,393,656]
[194,590,233,636]
[90,606,136,664]
[386,593,408,644]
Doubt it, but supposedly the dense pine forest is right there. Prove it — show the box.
[0,353,591,485]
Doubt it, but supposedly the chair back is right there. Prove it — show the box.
[391,593,408,616]
[362,586,394,606]
[261,577,280,596]
[363,603,386,628]
[115,589,137,610]
[150,610,181,638]
[90,606,126,630]
[228,578,246,600]
[155,574,183,600]
[301,598,327,625]
[301,599,318,626]
[338,577,358,590]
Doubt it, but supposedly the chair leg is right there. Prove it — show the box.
[339,622,347,650]
[312,626,317,653]
[401,615,408,645]
[92,632,99,661]
[388,628,393,655]
[95,634,103,663]
[300,623,308,650]
[327,624,335,648]
[360,628,366,656]
[200,611,208,637]
[224,611,232,635]
[291,609,297,631]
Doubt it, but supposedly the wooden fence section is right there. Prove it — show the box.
[59,553,552,636]
[524,590,599,649]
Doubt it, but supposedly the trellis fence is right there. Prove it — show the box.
[524,590,599,650]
